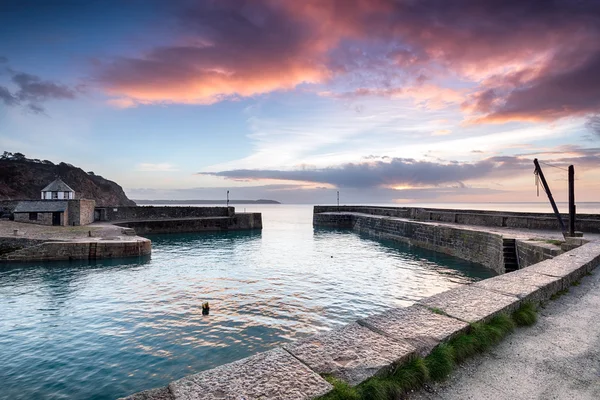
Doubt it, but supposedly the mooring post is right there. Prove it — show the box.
[337,190,340,212]
[568,165,575,236]
[533,158,566,235]
[226,190,229,208]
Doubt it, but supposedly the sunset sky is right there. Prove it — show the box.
[1,0,599,204]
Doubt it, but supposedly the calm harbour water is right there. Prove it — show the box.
[3,203,589,399]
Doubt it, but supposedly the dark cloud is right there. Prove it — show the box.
[0,67,76,113]
[200,157,513,189]
[94,0,600,124]
[470,52,600,123]
[586,115,600,137]
[0,86,18,106]
[200,148,600,189]
[12,72,75,102]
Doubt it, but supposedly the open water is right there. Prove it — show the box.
[0,204,537,399]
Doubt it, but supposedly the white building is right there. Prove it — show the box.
[40,178,75,200]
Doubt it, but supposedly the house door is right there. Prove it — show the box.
[52,212,61,226]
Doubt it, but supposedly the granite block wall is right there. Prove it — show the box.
[314,213,505,273]
[101,206,235,221]
[516,240,563,268]
[0,239,152,262]
[116,213,262,235]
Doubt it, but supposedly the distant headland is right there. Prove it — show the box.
[134,199,281,205]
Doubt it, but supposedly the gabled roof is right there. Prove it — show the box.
[14,201,68,213]
[41,178,74,193]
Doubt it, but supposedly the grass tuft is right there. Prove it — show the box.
[512,302,537,326]
[448,332,478,363]
[571,280,581,286]
[319,376,360,400]
[429,307,446,315]
[424,343,454,381]
[391,356,429,390]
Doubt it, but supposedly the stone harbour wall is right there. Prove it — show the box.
[314,213,505,274]
[115,213,262,235]
[122,241,600,400]
[0,238,151,262]
[100,206,235,222]
[314,206,600,233]
[0,237,45,256]
[516,240,564,268]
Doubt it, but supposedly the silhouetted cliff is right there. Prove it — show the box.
[0,153,135,206]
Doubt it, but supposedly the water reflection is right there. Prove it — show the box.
[0,207,495,400]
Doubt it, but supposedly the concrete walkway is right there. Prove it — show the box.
[409,269,600,400]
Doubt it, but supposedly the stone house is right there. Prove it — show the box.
[13,178,95,226]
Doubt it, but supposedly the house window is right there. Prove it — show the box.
[29,212,38,220]
[52,192,58,199]
[64,191,70,199]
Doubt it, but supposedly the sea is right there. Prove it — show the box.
[0,202,598,399]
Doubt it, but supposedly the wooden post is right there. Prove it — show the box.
[337,191,340,212]
[569,165,575,236]
[533,159,566,235]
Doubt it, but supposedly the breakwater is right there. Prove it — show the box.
[114,213,262,235]
[0,238,151,262]
[314,205,600,233]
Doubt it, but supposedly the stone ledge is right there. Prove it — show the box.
[525,242,600,288]
[284,322,416,386]
[169,348,331,400]
[358,305,469,356]
[418,285,520,323]
[473,268,563,304]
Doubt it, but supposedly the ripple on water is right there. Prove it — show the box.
[0,206,495,400]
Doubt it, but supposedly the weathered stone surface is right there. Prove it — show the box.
[285,322,416,386]
[120,386,174,400]
[418,285,519,323]
[526,243,600,287]
[359,305,469,356]
[473,269,562,304]
[169,348,332,400]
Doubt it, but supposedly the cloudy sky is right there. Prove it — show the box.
[1,0,599,204]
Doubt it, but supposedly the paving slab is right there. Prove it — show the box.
[473,268,562,304]
[169,348,332,400]
[525,243,600,288]
[359,305,469,356]
[284,322,416,386]
[418,285,519,323]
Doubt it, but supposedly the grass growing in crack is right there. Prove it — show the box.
[544,239,564,246]
[512,302,537,326]
[429,307,446,315]
[425,343,454,381]
[317,302,537,400]
[550,288,569,300]
[571,280,581,286]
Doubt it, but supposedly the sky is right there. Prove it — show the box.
[1,0,600,204]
